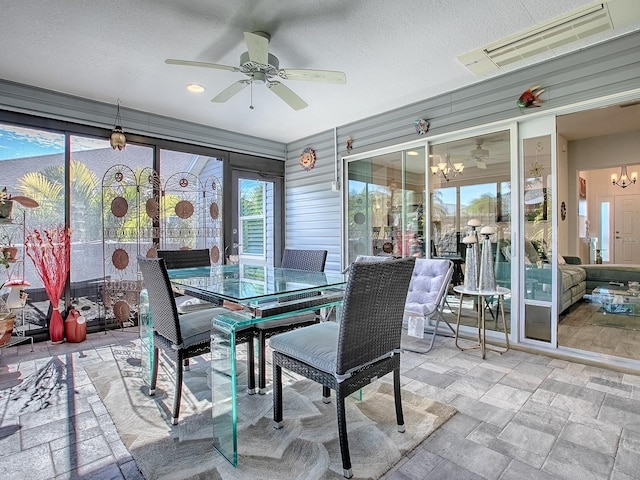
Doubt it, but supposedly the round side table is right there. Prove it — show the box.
[453,285,510,359]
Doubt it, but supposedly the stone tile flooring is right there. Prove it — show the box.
[1,328,640,479]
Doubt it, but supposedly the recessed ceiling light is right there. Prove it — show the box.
[187,84,205,93]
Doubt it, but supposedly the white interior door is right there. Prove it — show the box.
[614,194,640,264]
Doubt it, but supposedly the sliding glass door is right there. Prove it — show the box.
[344,144,426,265]
[428,129,513,336]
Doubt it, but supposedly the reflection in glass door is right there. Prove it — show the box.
[344,146,426,265]
[520,129,556,345]
[429,129,512,335]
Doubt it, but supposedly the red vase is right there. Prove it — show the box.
[65,309,86,343]
[49,310,65,343]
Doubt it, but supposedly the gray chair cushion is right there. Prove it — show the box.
[178,306,251,348]
[175,295,219,314]
[178,307,227,348]
[269,321,339,374]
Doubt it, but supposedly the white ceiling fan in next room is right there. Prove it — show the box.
[165,31,346,110]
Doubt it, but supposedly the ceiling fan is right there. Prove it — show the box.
[471,139,489,169]
[165,31,346,110]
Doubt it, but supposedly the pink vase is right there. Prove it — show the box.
[49,309,65,343]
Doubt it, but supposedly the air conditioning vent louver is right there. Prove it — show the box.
[457,1,639,76]
[486,6,612,68]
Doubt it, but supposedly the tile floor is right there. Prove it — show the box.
[1,328,640,480]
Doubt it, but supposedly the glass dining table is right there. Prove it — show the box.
[139,262,347,466]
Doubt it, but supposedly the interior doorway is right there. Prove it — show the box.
[557,98,640,362]
[614,194,640,264]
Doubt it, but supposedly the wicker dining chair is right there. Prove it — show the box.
[403,258,455,353]
[254,248,328,393]
[157,249,221,314]
[137,256,256,423]
[270,257,415,478]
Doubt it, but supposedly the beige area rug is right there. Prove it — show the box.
[85,348,456,480]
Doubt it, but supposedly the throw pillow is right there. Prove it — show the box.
[524,240,541,265]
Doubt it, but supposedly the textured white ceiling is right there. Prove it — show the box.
[1,0,639,143]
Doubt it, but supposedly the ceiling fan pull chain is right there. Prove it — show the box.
[249,79,254,110]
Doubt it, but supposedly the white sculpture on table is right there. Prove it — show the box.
[463,235,478,291]
[478,226,496,291]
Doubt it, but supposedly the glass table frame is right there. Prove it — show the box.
[140,262,347,466]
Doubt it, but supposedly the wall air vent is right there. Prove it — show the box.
[458,0,640,76]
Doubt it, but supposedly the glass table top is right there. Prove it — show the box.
[167,263,347,305]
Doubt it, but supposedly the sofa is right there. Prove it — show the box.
[559,257,640,312]
[580,264,640,292]
[559,256,586,313]
[492,240,640,313]
[493,241,585,312]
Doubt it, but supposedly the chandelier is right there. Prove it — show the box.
[611,165,637,188]
[430,154,464,182]
[109,100,126,151]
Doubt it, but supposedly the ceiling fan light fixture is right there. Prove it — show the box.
[253,71,267,85]
[166,30,345,111]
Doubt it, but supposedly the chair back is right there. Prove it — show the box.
[157,249,211,269]
[138,256,182,345]
[282,249,327,271]
[404,258,453,316]
[279,249,327,303]
[336,257,415,376]
[341,254,393,273]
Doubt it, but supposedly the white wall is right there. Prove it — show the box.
[568,130,640,258]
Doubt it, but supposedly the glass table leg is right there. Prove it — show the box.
[139,289,153,386]
[210,311,254,466]
[210,323,238,466]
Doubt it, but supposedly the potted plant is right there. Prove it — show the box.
[25,226,71,344]
[0,249,9,270]
[1,231,19,264]
[0,254,14,346]
[0,187,39,220]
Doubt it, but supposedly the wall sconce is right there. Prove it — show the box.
[109,100,126,151]
[430,154,463,182]
[611,165,637,188]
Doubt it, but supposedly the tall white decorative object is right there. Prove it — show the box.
[478,226,496,291]
[462,235,478,291]
[467,219,481,281]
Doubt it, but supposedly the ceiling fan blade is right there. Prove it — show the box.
[211,81,250,103]
[268,82,308,110]
[165,59,239,72]
[244,31,269,65]
[279,68,346,84]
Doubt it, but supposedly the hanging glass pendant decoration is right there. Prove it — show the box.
[109,100,127,151]
[463,235,478,291]
[478,226,496,291]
